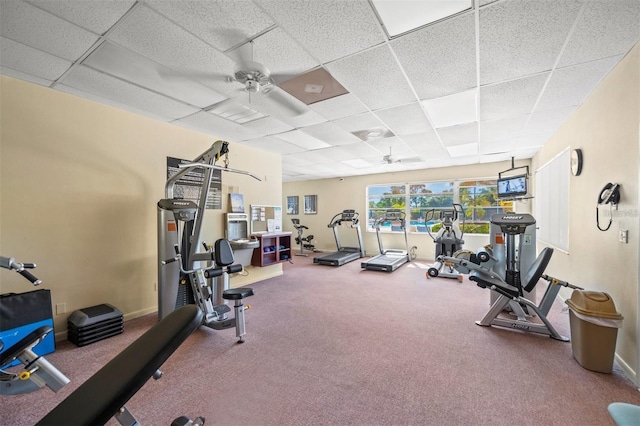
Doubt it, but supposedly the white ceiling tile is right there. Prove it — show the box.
[145,0,274,51]
[55,84,175,122]
[559,0,640,67]
[371,0,471,38]
[27,0,136,34]
[106,5,239,97]
[0,37,72,81]
[374,102,432,136]
[437,123,478,147]
[522,107,576,137]
[299,122,363,146]
[176,110,263,141]
[0,1,100,61]
[61,65,199,120]
[239,136,305,155]
[391,11,476,99]
[449,155,480,166]
[242,116,294,137]
[479,0,582,85]
[83,42,227,108]
[333,112,385,133]
[254,0,386,63]
[283,149,337,166]
[478,138,516,155]
[447,142,478,157]
[536,56,621,112]
[480,115,527,144]
[480,72,549,121]
[478,0,499,6]
[326,44,416,111]
[309,93,368,120]
[274,129,332,150]
[400,131,448,159]
[331,141,382,161]
[0,66,53,86]
[365,136,414,157]
[342,158,378,168]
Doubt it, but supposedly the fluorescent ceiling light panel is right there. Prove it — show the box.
[371,0,472,37]
[422,89,477,128]
[446,142,478,157]
[207,99,266,124]
[274,129,332,150]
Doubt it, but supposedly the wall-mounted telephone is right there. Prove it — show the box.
[596,183,621,231]
[598,183,620,205]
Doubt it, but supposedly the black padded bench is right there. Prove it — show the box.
[37,305,203,426]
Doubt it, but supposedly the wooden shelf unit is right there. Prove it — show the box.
[251,232,292,267]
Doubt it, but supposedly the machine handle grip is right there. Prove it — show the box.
[22,263,36,269]
[161,257,177,265]
[227,264,243,274]
[19,269,41,286]
[203,268,223,278]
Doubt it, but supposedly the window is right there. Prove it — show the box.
[366,179,514,234]
[459,179,513,234]
[409,182,454,232]
[367,185,406,229]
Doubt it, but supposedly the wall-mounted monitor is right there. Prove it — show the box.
[497,174,527,198]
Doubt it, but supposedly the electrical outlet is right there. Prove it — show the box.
[619,229,628,244]
[56,303,66,315]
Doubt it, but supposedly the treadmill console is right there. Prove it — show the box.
[341,210,356,221]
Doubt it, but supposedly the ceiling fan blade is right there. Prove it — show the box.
[262,88,308,116]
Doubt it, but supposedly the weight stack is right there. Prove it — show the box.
[67,304,124,347]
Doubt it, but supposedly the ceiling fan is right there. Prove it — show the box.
[223,41,307,116]
[382,147,423,164]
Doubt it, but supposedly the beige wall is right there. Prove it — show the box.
[532,43,639,383]
[0,76,283,337]
[282,160,531,262]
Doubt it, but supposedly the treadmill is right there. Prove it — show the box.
[361,209,410,272]
[313,210,365,266]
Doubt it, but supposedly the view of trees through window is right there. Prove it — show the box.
[367,180,514,234]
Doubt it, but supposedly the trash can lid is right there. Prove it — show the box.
[565,290,623,320]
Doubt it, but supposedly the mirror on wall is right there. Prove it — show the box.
[250,205,282,234]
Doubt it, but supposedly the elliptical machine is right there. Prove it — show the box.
[425,204,465,281]
[291,218,316,256]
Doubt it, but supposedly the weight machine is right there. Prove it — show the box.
[0,256,70,395]
[157,141,260,342]
[467,214,581,340]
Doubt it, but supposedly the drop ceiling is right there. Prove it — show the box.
[1,0,638,182]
